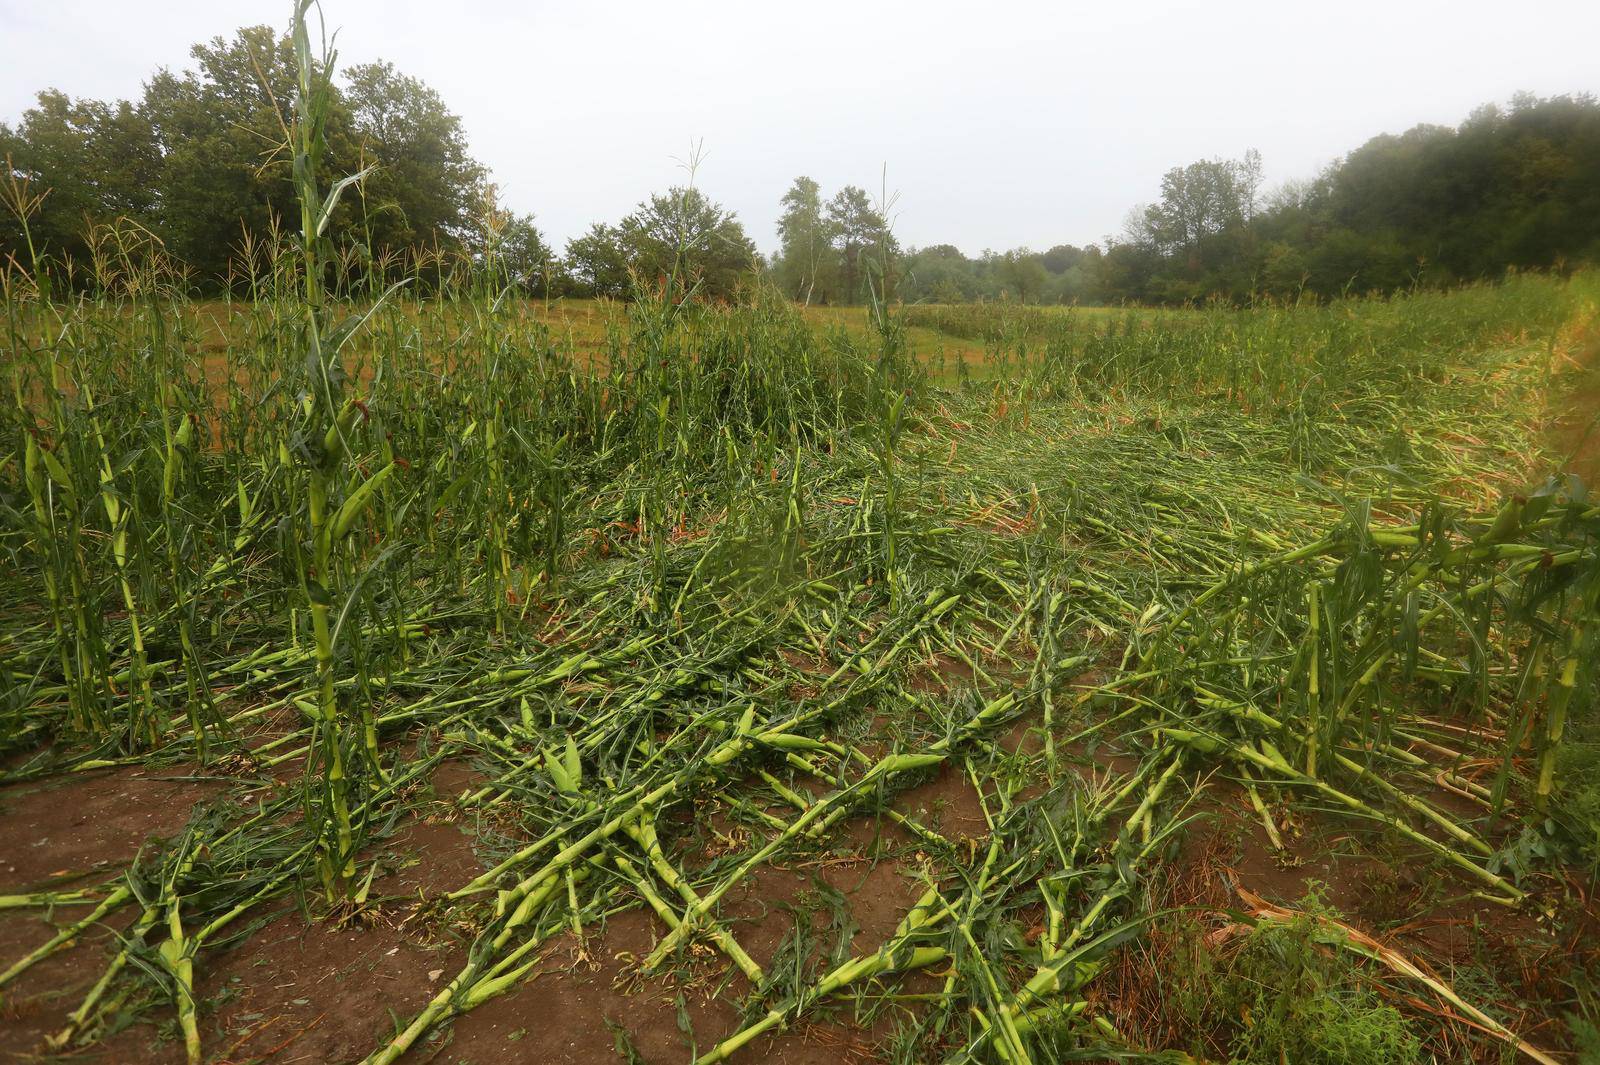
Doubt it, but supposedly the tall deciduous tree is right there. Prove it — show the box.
[2,23,497,290]
[1138,154,1257,256]
[343,61,484,254]
[0,90,159,271]
[617,186,756,300]
[996,248,1048,303]
[564,223,630,298]
[774,176,832,305]
[141,25,349,284]
[497,212,556,295]
[826,185,895,304]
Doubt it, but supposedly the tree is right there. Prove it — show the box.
[1098,240,1160,303]
[996,248,1048,303]
[826,185,895,303]
[900,244,980,303]
[1140,156,1253,256]
[0,90,159,271]
[1258,241,1309,296]
[462,183,553,295]
[1119,149,1269,300]
[140,25,351,284]
[564,223,630,298]
[617,186,756,300]
[1237,148,1265,222]
[1040,244,1085,274]
[496,212,557,295]
[343,61,484,254]
[0,23,502,291]
[774,176,833,304]
[1059,244,1106,304]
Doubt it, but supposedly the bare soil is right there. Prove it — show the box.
[0,748,986,1064]
[2,714,1590,1065]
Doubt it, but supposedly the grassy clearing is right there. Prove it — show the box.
[1,25,1598,1063]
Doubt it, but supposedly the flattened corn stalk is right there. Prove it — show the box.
[1,113,1594,1065]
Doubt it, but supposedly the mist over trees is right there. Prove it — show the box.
[892,243,1104,304]
[890,96,1600,306]
[1106,95,1600,302]
[3,23,1597,306]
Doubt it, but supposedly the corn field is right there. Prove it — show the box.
[2,11,1599,1065]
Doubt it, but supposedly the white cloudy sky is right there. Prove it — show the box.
[2,0,1595,255]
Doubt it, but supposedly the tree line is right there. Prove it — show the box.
[3,23,1597,303]
[0,25,541,292]
[885,94,1600,305]
[1105,94,1600,302]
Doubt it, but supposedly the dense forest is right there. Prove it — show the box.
[3,24,1598,303]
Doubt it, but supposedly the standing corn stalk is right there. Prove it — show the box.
[287,0,383,895]
[83,379,158,747]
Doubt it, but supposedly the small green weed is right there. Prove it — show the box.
[1168,890,1423,1065]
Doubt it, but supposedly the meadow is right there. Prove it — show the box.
[2,18,1600,1064]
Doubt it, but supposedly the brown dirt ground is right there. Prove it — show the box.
[1,767,229,1060]
[0,746,990,1064]
[1088,779,1597,1062]
[2,705,1591,1064]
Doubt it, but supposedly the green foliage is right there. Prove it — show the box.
[564,221,632,298]
[1166,898,1423,1065]
[0,90,158,272]
[827,183,897,303]
[485,203,558,295]
[774,175,828,304]
[1553,677,1600,871]
[563,186,757,301]
[1134,151,1263,256]
[342,60,484,252]
[883,95,1600,307]
[2,268,1595,1063]
[1123,94,1600,303]
[3,15,1598,1052]
[618,186,758,300]
[895,243,1108,305]
[0,23,493,291]
[767,178,897,305]
[9,22,1594,309]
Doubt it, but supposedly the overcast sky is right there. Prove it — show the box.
[3,1,1596,256]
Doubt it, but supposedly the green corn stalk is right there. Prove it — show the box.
[286,0,385,895]
[83,378,157,747]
